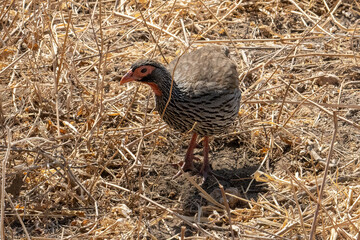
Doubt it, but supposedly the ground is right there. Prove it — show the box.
[1,0,360,239]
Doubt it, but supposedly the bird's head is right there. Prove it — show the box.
[120,60,169,96]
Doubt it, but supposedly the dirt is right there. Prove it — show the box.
[112,129,265,238]
[152,138,261,203]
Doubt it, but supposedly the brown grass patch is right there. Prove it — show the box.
[1,0,360,239]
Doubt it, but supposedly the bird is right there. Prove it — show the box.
[120,45,241,179]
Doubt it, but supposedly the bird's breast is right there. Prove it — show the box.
[155,89,241,136]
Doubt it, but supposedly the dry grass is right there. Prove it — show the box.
[1,0,360,239]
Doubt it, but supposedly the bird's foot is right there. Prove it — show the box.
[171,155,200,170]
[170,159,198,170]
[172,156,199,179]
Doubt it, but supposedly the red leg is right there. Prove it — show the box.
[200,136,211,179]
[173,133,198,178]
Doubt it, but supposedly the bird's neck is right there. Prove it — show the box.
[154,72,184,113]
[156,72,183,100]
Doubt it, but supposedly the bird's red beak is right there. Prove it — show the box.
[120,70,135,85]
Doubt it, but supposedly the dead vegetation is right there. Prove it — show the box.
[1,0,360,239]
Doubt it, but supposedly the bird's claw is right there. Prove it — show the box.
[170,161,195,170]
[171,155,198,179]
[172,163,196,179]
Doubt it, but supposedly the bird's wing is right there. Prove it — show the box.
[167,45,239,96]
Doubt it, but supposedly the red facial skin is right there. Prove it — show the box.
[120,65,162,96]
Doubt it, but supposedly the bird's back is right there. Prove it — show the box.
[167,45,239,97]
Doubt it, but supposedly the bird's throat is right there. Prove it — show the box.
[145,82,163,96]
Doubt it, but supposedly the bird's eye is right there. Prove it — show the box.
[141,68,147,73]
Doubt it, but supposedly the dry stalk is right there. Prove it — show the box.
[289,0,332,36]
[219,184,235,240]
[183,171,225,209]
[0,128,10,240]
[114,11,186,45]
[309,112,339,239]
[194,36,328,44]
[290,178,307,237]
[54,10,72,137]
[198,0,240,57]
[4,191,30,240]
[246,100,360,110]
[134,0,168,62]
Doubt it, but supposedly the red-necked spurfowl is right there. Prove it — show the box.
[120,45,241,179]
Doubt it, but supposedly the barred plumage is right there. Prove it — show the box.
[156,89,241,136]
[120,45,241,179]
